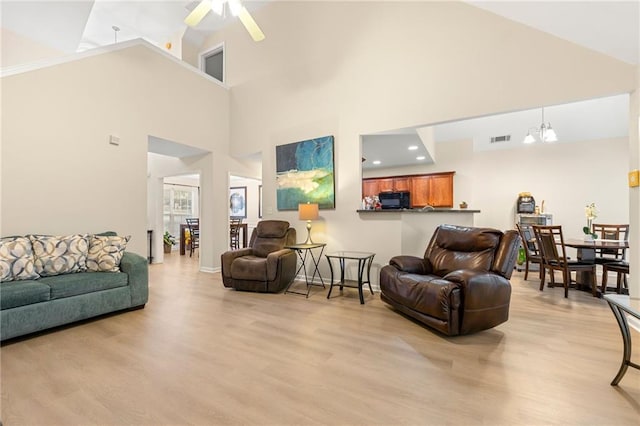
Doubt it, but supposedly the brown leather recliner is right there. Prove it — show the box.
[221,220,297,293]
[379,224,520,336]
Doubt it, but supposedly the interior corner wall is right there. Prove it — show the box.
[199,1,636,277]
[628,69,640,298]
[0,28,65,68]
[1,43,230,260]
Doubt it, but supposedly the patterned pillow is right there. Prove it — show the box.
[0,236,40,282]
[87,235,130,272]
[29,234,89,277]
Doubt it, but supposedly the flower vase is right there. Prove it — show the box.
[583,234,594,242]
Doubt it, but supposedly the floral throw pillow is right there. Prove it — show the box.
[0,236,40,282]
[87,235,130,272]
[29,234,89,277]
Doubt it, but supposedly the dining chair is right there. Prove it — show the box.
[533,225,597,298]
[515,224,543,283]
[592,223,629,289]
[230,216,243,250]
[591,224,629,262]
[601,261,629,295]
[185,218,200,257]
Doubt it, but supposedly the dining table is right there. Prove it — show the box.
[563,238,629,295]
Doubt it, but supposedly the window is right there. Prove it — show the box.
[163,184,199,249]
[201,44,224,83]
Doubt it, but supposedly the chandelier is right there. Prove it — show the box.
[523,107,558,143]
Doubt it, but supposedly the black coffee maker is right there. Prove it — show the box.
[517,192,535,213]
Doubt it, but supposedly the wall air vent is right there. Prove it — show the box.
[490,135,511,143]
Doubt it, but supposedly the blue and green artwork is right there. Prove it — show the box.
[276,135,335,210]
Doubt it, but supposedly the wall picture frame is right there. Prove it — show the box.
[275,135,335,210]
[229,186,247,218]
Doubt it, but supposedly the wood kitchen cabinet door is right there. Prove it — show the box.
[393,177,410,192]
[377,178,395,193]
[362,179,380,198]
[410,176,431,207]
[409,173,454,207]
[428,174,454,207]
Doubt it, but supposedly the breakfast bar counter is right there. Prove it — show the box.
[357,208,480,257]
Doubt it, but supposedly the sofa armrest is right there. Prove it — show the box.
[221,248,254,277]
[389,255,429,274]
[120,251,149,307]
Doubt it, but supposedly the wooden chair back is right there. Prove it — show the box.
[592,223,629,260]
[533,225,567,266]
[515,224,539,259]
[185,218,200,256]
[230,217,243,250]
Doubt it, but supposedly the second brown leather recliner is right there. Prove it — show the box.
[379,224,520,336]
[221,220,297,293]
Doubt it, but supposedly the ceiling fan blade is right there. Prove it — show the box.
[185,0,212,27]
[238,7,265,42]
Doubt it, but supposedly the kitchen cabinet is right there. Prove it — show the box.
[426,173,454,207]
[362,172,454,208]
[362,176,410,197]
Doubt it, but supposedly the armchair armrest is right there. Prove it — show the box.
[221,248,254,277]
[389,255,429,274]
[443,270,511,315]
[266,249,296,280]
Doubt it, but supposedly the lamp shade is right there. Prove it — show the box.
[298,203,319,221]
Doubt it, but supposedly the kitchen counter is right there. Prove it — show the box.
[357,208,480,257]
[357,208,480,213]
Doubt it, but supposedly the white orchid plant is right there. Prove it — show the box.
[583,202,598,238]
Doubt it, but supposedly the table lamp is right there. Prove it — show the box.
[298,202,319,244]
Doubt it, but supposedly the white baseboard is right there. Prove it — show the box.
[200,267,220,273]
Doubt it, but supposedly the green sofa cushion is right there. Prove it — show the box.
[0,280,51,309]
[40,272,128,300]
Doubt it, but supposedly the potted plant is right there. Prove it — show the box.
[163,231,176,253]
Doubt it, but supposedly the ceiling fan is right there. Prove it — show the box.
[184,0,265,42]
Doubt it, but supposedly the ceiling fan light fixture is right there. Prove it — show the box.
[211,0,224,16]
[184,0,213,27]
[228,0,243,16]
[239,6,266,41]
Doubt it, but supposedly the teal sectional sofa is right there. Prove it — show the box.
[0,234,148,342]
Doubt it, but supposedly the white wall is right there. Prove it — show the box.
[2,42,230,261]
[194,1,635,281]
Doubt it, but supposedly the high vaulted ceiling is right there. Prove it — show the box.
[1,1,638,64]
[2,1,638,166]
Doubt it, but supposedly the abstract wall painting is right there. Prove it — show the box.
[276,135,335,210]
[229,186,247,218]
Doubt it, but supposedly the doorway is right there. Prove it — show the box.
[229,174,262,249]
[163,174,200,254]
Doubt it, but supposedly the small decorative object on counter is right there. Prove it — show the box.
[459,201,468,209]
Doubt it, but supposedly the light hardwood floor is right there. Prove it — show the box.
[1,254,639,425]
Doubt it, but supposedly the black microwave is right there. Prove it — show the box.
[379,191,411,209]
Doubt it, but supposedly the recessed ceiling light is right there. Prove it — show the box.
[416,156,426,160]
[373,160,381,165]
[408,145,418,151]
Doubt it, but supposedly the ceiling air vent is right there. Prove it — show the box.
[490,135,511,143]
